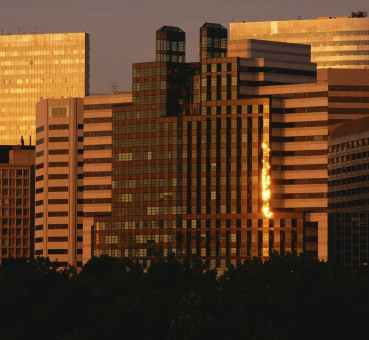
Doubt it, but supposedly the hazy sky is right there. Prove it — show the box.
[0,0,368,93]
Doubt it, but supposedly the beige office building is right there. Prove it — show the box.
[82,93,132,264]
[35,93,132,267]
[230,12,369,69]
[35,98,84,266]
[0,32,89,145]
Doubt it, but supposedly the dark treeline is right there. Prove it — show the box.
[0,255,368,340]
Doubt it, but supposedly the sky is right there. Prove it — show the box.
[0,0,368,93]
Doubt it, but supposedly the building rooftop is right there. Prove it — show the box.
[0,145,35,164]
[231,12,369,24]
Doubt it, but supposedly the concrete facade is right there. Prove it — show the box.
[35,93,132,267]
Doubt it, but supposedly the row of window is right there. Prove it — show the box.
[330,151,369,164]
[330,137,369,153]
[329,162,369,175]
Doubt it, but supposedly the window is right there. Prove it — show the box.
[49,106,68,118]
[48,237,68,242]
[48,249,68,255]
[48,124,69,130]
[121,194,133,202]
[105,235,118,244]
[118,153,133,161]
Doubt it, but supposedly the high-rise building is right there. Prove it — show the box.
[91,26,319,269]
[0,145,35,262]
[91,24,369,269]
[229,12,369,69]
[35,98,84,267]
[35,93,132,267]
[329,117,369,269]
[0,32,89,145]
[82,93,132,264]
[249,69,369,260]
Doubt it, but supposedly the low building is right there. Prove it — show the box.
[0,144,35,261]
[329,117,369,269]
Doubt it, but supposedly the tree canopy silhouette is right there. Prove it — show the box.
[0,255,367,340]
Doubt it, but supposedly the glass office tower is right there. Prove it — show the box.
[0,33,89,145]
[229,12,369,69]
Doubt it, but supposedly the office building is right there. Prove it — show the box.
[0,32,89,145]
[249,68,369,260]
[92,24,369,268]
[92,26,317,268]
[0,145,35,261]
[229,12,369,69]
[82,93,132,263]
[229,39,316,88]
[35,93,132,267]
[329,117,369,269]
[35,98,84,266]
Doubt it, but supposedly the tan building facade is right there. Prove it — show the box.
[35,98,84,266]
[0,145,35,261]
[35,93,132,267]
[230,13,369,69]
[0,32,89,145]
[82,93,132,264]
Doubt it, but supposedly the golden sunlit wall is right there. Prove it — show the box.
[230,16,369,69]
[0,33,89,145]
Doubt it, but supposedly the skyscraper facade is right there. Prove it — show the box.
[249,69,369,260]
[0,32,89,145]
[82,93,132,263]
[35,93,132,267]
[35,98,84,267]
[229,12,369,69]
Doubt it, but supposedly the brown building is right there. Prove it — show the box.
[329,117,369,269]
[0,145,35,261]
[35,94,132,267]
[92,25,369,269]
[92,26,318,269]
